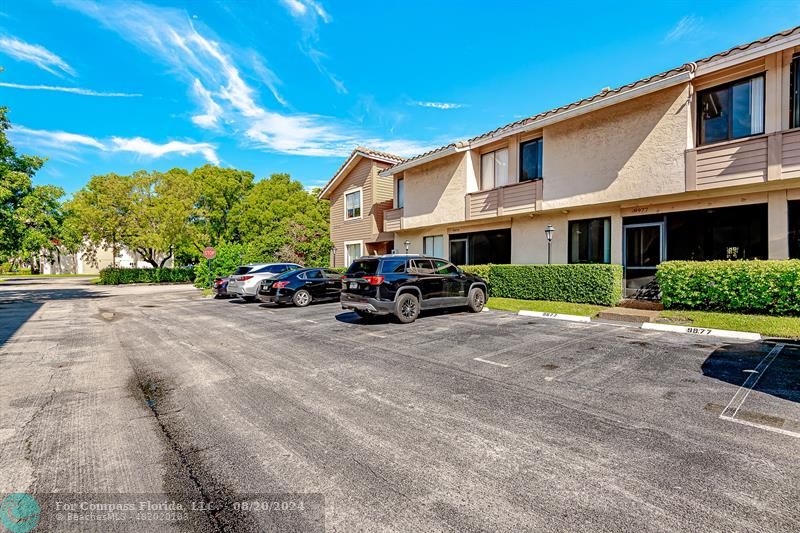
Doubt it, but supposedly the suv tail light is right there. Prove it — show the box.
[273,281,289,289]
[363,275,384,285]
[239,275,253,281]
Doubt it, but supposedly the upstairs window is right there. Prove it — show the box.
[345,189,362,219]
[698,75,764,145]
[480,148,509,190]
[520,138,543,181]
[791,55,800,128]
[396,178,404,208]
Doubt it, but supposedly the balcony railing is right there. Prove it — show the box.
[383,207,403,231]
[686,129,800,191]
[465,179,542,220]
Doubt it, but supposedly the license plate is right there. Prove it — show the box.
[349,282,358,289]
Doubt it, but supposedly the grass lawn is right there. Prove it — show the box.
[658,309,800,339]
[488,297,608,317]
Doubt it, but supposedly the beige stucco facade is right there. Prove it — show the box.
[382,31,800,295]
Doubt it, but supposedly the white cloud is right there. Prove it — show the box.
[0,35,76,77]
[190,79,223,128]
[58,0,429,159]
[0,82,140,97]
[664,15,703,43]
[414,101,464,110]
[280,0,308,17]
[9,125,220,164]
[111,136,220,165]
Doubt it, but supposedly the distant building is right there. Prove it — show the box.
[40,242,173,274]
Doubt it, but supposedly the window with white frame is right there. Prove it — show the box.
[344,241,363,265]
[344,189,362,219]
[480,148,510,190]
[396,178,404,208]
[423,235,444,258]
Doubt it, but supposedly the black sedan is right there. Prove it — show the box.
[258,268,343,307]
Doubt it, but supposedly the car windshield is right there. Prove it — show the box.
[233,266,252,275]
[346,259,379,275]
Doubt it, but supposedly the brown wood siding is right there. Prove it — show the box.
[781,130,800,180]
[383,207,403,231]
[695,137,768,190]
[329,157,375,267]
[466,180,540,219]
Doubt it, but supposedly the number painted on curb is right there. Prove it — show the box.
[687,327,712,335]
[542,312,557,318]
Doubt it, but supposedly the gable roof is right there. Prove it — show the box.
[318,146,403,200]
[380,25,800,177]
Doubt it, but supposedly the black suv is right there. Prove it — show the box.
[340,255,488,323]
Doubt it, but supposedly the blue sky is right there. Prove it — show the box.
[0,0,796,194]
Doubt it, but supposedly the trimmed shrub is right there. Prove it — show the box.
[657,260,800,315]
[99,267,195,285]
[459,263,622,306]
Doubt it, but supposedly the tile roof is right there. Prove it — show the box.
[318,146,404,199]
[382,25,800,174]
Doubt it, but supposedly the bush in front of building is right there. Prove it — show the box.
[657,260,800,315]
[461,264,623,306]
[99,267,195,285]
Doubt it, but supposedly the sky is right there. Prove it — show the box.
[0,0,797,195]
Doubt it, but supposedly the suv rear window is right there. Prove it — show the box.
[379,259,406,274]
[233,266,253,275]
[346,259,379,275]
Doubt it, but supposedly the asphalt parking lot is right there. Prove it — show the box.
[1,277,799,532]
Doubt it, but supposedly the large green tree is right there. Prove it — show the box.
[0,106,66,270]
[190,164,254,250]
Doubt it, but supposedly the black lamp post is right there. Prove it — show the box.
[544,224,555,264]
[331,245,336,267]
[404,240,410,253]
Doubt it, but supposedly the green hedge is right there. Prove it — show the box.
[657,260,800,315]
[461,264,623,306]
[99,267,196,285]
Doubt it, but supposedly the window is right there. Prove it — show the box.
[396,178,404,208]
[449,229,511,265]
[322,269,342,279]
[409,259,435,274]
[423,235,444,257]
[260,264,297,274]
[791,201,800,259]
[569,218,611,264]
[346,257,378,275]
[344,189,362,219]
[791,56,800,128]
[304,269,323,279]
[433,260,459,275]
[379,259,406,274]
[344,241,363,265]
[480,148,509,190]
[665,203,768,260]
[698,75,764,145]
[520,138,543,181]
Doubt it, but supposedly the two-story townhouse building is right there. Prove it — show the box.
[380,26,800,297]
[319,147,404,267]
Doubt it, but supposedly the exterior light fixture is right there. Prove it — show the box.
[544,224,555,264]
[404,240,410,253]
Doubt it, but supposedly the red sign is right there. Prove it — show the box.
[202,247,216,260]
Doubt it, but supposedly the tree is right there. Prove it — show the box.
[190,165,254,250]
[233,173,331,266]
[0,106,46,262]
[67,173,134,268]
[17,184,65,272]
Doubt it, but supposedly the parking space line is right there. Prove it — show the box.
[473,357,510,368]
[720,343,784,420]
[719,415,800,439]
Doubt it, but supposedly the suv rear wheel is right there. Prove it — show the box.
[467,287,485,313]
[394,293,420,324]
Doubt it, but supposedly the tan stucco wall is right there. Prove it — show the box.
[542,84,690,210]
[402,153,468,229]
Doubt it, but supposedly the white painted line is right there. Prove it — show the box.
[720,343,784,419]
[473,357,509,368]
[518,310,591,323]
[641,322,761,341]
[481,307,490,312]
[719,415,800,439]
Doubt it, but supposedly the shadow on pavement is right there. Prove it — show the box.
[0,285,109,350]
[701,340,800,404]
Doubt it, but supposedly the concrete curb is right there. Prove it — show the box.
[641,322,761,341]
[518,310,591,323]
